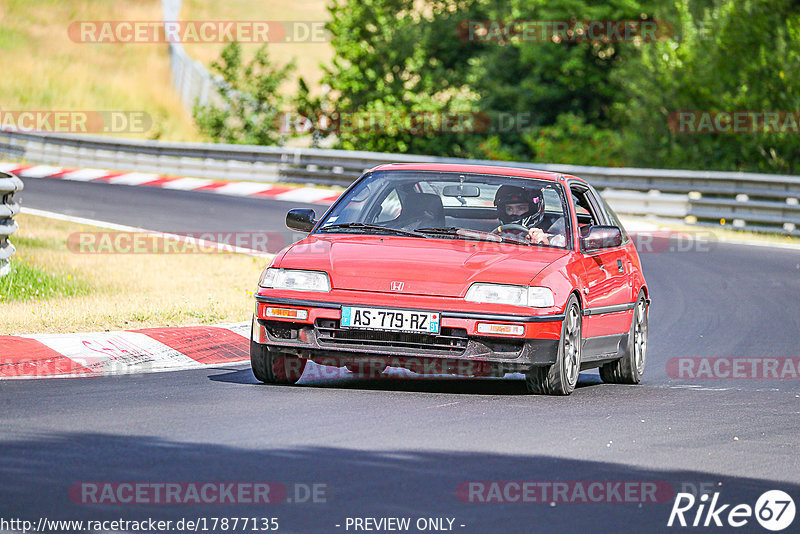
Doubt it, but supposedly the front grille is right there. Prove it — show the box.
[316,319,468,355]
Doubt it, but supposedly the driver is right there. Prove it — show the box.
[493,185,566,246]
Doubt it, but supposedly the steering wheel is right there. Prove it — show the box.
[492,223,530,237]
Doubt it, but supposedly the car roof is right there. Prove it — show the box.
[369,162,586,184]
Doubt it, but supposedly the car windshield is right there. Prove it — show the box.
[316,170,570,248]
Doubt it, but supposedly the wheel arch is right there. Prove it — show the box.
[636,284,649,301]
[570,289,584,311]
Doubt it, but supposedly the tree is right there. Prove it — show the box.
[322,0,656,163]
[322,0,488,156]
[194,42,294,145]
[467,0,659,159]
[618,0,800,172]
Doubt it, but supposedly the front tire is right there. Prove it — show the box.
[526,295,582,395]
[600,292,648,384]
[250,334,306,385]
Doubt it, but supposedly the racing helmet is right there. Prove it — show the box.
[493,185,545,226]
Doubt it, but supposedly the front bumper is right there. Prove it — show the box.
[252,293,563,372]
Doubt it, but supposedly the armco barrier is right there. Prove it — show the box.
[162,0,215,110]
[1,128,799,236]
[0,171,23,277]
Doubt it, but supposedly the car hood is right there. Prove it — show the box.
[276,235,569,297]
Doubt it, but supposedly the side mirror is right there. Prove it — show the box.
[286,208,316,233]
[581,225,622,251]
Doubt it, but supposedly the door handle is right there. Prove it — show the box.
[617,259,624,274]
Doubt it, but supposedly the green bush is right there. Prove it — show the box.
[193,42,294,146]
[523,113,629,167]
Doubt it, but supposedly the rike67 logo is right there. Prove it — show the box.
[668,490,795,531]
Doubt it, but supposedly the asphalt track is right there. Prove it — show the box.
[2,178,800,533]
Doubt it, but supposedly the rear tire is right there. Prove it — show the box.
[250,327,306,384]
[599,292,648,384]
[526,295,582,395]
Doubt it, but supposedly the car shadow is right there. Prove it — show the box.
[209,363,606,395]
[208,367,260,384]
[1,431,795,534]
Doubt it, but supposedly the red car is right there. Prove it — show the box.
[251,163,649,395]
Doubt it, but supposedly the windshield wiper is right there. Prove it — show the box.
[318,222,428,238]
[415,226,465,236]
[417,227,531,246]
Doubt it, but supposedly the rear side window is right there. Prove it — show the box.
[570,188,601,227]
[599,197,630,242]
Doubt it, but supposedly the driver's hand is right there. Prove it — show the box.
[527,227,550,245]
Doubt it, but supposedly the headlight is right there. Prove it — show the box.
[527,287,555,307]
[259,268,331,292]
[465,283,554,308]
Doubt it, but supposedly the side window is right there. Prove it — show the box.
[570,187,602,229]
[375,189,402,223]
[330,178,374,225]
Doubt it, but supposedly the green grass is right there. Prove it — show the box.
[0,0,201,141]
[1,0,331,143]
[3,213,264,334]
[182,0,331,89]
[11,234,64,251]
[0,260,89,302]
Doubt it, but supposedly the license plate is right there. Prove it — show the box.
[340,306,440,334]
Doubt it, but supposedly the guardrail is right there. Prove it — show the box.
[1,128,799,236]
[0,171,23,277]
[162,0,214,109]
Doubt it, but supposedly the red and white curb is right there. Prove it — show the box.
[0,322,251,379]
[0,162,344,205]
[0,322,447,382]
